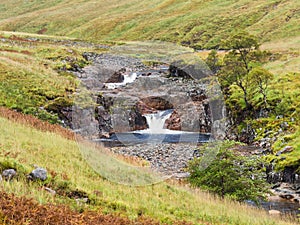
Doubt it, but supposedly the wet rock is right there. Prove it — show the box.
[279,194,294,200]
[105,70,124,83]
[165,110,181,130]
[141,96,173,110]
[28,168,47,181]
[2,169,17,181]
[271,182,300,202]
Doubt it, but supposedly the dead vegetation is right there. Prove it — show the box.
[0,191,192,225]
[0,107,75,140]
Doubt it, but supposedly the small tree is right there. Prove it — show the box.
[248,67,274,111]
[217,31,262,111]
[188,142,269,203]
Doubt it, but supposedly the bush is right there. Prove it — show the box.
[188,141,269,203]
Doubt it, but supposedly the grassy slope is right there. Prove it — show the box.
[0,113,296,225]
[260,38,300,167]
[0,0,299,48]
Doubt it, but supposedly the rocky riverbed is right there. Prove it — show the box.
[111,143,201,178]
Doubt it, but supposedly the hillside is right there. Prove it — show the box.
[0,0,299,49]
[0,108,296,225]
[0,0,300,224]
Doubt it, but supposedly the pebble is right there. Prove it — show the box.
[111,143,200,178]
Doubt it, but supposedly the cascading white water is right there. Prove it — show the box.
[143,110,173,134]
[105,72,137,89]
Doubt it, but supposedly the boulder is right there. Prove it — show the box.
[28,167,47,181]
[2,169,17,181]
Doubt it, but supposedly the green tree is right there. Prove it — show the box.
[188,142,269,203]
[205,50,221,74]
[217,31,262,111]
[248,67,274,111]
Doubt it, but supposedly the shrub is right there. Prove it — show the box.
[188,141,270,203]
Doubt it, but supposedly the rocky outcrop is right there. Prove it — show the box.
[96,94,148,135]
[169,61,211,80]
[69,52,214,138]
[165,89,211,133]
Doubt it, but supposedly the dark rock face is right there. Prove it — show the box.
[96,94,148,135]
[165,90,211,133]
[165,110,181,130]
[2,169,17,181]
[140,96,173,111]
[105,70,124,83]
[28,168,47,181]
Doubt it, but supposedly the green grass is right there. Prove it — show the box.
[0,31,108,122]
[0,0,299,48]
[0,115,297,225]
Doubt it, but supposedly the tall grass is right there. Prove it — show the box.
[0,114,297,225]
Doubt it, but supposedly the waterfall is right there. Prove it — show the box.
[105,72,137,89]
[141,110,173,134]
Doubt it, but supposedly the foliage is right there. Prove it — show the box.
[205,50,221,74]
[188,141,270,203]
[248,67,274,110]
[218,31,270,111]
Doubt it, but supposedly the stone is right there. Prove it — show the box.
[44,187,56,195]
[28,167,47,181]
[2,169,17,181]
[268,210,281,215]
